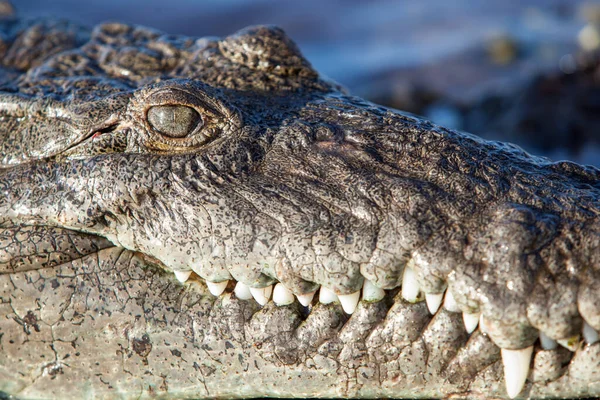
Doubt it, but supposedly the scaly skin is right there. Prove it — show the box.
[0,16,599,399]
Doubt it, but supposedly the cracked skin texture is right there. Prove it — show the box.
[0,12,599,400]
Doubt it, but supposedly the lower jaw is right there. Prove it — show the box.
[1,247,598,399]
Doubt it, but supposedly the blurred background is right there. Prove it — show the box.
[17,0,600,166]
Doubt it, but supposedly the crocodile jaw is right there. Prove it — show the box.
[2,246,599,399]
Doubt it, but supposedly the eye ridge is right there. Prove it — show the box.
[147,104,203,139]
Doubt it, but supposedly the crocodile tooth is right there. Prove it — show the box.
[249,285,273,306]
[319,286,339,304]
[338,291,361,314]
[362,279,385,302]
[206,280,228,297]
[479,314,489,335]
[273,283,295,306]
[296,291,316,307]
[401,266,419,302]
[539,332,557,350]
[583,321,600,344]
[463,312,480,334]
[557,335,580,351]
[425,292,444,314]
[174,270,192,283]
[234,282,253,300]
[443,290,461,312]
[501,346,533,399]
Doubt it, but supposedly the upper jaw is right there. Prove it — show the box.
[3,104,599,344]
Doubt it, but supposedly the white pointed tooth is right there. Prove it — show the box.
[273,283,295,306]
[557,335,580,352]
[338,290,361,314]
[362,280,385,302]
[234,282,253,300]
[501,346,533,399]
[401,267,419,302]
[265,285,273,299]
[249,285,273,306]
[319,286,339,304]
[583,321,600,345]
[174,270,192,283]
[462,312,480,334]
[479,314,489,335]
[425,292,444,314]
[296,291,316,307]
[539,331,557,350]
[206,280,228,297]
[443,290,461,312]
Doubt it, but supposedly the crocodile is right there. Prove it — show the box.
[0,13,600,400]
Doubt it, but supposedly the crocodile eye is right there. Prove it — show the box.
[147,105,202,138]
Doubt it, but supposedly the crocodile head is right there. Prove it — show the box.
[1,19,600,399]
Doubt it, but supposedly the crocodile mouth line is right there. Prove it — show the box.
[155,256,599,399]
[2,219,598,398]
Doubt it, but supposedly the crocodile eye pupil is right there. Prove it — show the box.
[147,105,202,138]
